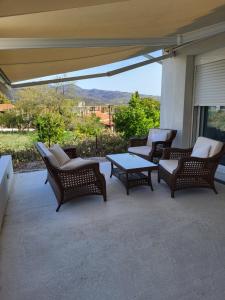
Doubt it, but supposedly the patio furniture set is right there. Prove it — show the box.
[36,128,225,211]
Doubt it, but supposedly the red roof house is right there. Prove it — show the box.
[0,103,15,112]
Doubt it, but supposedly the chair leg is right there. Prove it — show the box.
[212,186,218,194]
[56,204,62,212]
[103,194,107,202]
[158,172,161,183]
[171,190,175,198]
[44,178,48,184]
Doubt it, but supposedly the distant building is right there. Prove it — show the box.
[77,101,86,107]
[73,104,116,130]
[94,110,113,129]
[0,103,15,113]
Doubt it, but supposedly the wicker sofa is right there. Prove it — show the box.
[35,142,107,211]
[158,137,225,197]
[128,128,177,162]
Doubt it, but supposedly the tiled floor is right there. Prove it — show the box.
[1,162,225,300]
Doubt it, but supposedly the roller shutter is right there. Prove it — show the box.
[194,59,225,106]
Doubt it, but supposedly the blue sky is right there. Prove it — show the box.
[77,57,162,96]
[20,50,162,96]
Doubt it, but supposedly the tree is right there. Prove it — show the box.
[113,92,160,139]
[14,86,78,130]
[74,115,104,138]
[35,112,65,147]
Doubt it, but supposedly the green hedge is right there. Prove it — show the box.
[75,132,128,157]
[0,131,128,169]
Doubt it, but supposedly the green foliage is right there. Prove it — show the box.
[0,130,128,170]
[35,112,65,147]
[208,110,225,131]
[74,130,128,157]
[0,132,39,168]
[0,110,25,130]
[0,86,78,131]
[113,92,160,139]
[74,115,104,138]
[0,91,11,104]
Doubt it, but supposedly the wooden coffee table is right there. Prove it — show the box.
[106,153,158,195]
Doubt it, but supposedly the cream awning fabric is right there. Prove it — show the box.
[0,0,225,83]
[0,46,156,82]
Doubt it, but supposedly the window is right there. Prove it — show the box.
[200,106,225,165]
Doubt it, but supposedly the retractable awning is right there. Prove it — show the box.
[0,0,225,84]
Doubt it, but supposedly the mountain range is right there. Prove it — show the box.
[53,83,160,105]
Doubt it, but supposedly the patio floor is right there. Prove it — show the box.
[1,162,225,300]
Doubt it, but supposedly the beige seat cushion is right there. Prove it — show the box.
[192,137,223,157]
[147,129,172,146]
[60,158,96,170]
[128,146,151,157]
[159,159,178,174]
[50,144,70,166]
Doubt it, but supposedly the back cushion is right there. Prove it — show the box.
[191,145,211,158]
[147,129,171,146]
[192,137,223,157]
[50,144,70,166]
[46,153,61,168]
[36,142,52,157]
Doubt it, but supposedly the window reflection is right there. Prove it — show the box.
[202,106,225,164]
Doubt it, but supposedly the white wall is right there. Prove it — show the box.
[160,55,194,147]
[195,46,225,66]
[0,79,14,230]
[0,156,14,230]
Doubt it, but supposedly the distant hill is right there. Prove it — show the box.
[51,83,160,105]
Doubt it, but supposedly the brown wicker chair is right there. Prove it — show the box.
[35,142,107,211]
[158,137,225,197]
[128,129,177,162]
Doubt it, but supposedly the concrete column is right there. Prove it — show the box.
[160,55,194,147]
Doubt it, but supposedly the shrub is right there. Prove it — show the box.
[114,92,160,139]
[35,112,65,147]
[0,130,128,170]
[74,115,104,138]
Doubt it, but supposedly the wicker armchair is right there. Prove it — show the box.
[35,142,106,211]
[158,137,225,197]
[128,129,177,162]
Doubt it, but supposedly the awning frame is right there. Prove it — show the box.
[11,52,173,88]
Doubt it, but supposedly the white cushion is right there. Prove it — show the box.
[191,145,211,158]
[159,159,178,174]
[192,137,223,157]
[50,144,70,166]
[147,129,171,146]
[60,158,95,170]
[128,146,151,157]
[151,131,168,142]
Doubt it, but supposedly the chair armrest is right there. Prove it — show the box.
[63,146,77,159]
[130,136,148,147]
[151,140,172,152]
[51,162,105,190]
[173,156,215,175]
[162,147,193,159]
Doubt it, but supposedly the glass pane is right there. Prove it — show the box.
[202,106,225,165]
